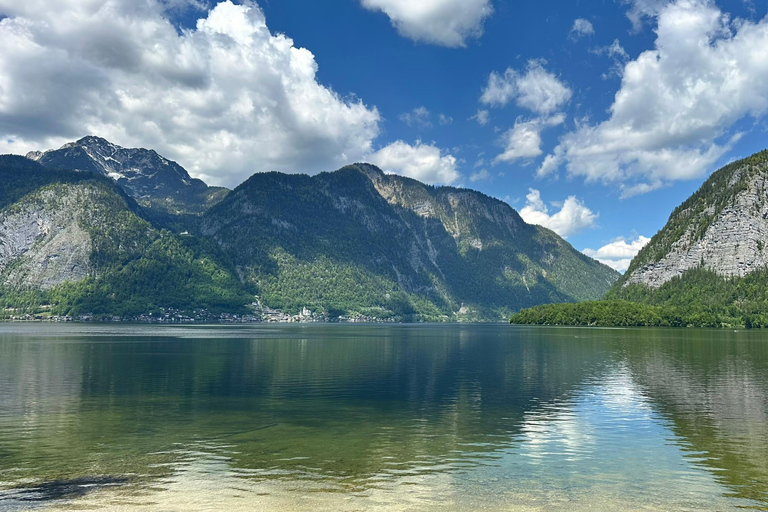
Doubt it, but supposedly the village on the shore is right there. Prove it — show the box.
[2,297,397,324]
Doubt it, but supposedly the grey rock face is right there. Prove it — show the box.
[0,186,94,289]
[26,136,223,214]
[625,172,768,288]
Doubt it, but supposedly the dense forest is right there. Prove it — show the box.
[512,250,768,328]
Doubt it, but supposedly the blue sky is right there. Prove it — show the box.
[1,0,767,270]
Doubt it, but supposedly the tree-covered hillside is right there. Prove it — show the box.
[511,149,768,329]
[0,157,251,318]
[200,164,618,321]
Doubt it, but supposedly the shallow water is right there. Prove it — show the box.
[0,323,767,511]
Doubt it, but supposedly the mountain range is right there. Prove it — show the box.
[0,136,618,321]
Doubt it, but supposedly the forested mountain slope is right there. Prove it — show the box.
[511,150,768,328]
[200,164,618,320]
[0,156,250,318]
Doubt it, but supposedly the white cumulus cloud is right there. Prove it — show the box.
[571,18,595,38]
[369,140,460,185]
[519,189,598,238]
[399,106,432,128]
[469,168,490,182]
[480,61,572,115]
[360,0,493,47]
[494,114,564,164]
[538,0,768,196]
[470,109,490,126]
[582,236,651,272]
[0,0,380,187]
[622,0,669,31]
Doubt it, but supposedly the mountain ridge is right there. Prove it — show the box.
[200,163,618,320]
[618,149,768,288]
[0,156,251,319]
[27,136,229,216]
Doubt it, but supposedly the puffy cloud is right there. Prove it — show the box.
[593,39,631,80]
[519,189,598,238]
[399,106,432,129]
[469,168,490,182]
[621,0,669,31]
[571,18,595,38]
[538,0,768,195]
[369,140,460,185]
[582,236,651,272]
[470,109,490,126]
[359,0,493,47]
[0,0,380,187]
[480,61,572,115]
[438,114,453,125]
[480,70,517,107]
[515,63,572,115]
[494,114,564,164]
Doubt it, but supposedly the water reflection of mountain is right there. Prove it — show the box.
[0,325,616,489]
[622,329,768,505]
[4,324,768,508]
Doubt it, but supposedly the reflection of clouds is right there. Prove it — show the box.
[7,325,768,512]
[516,400,595,463]
[514,366,657,465]
[592,363,654,419]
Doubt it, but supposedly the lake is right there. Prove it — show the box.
[0,323,767,511]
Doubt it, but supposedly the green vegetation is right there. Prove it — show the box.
[247,250,446,320]
[512,266,768,328]
[0,155,103,209]
[41,235,251,317]
[512,149,768,329]
[511,300,724,328]
[1,154,618,322]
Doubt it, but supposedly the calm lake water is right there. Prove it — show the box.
[0,323,767,511]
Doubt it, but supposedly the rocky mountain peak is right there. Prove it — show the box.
[26,136,227,215]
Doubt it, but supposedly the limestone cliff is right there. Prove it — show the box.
[0,185,96,289]
[620,150,768,289]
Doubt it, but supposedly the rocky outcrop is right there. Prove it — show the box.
[623,152,768,289]
[0,186,94,289]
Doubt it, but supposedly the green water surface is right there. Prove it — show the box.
[0,323,767,511]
